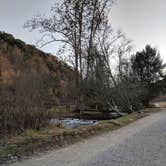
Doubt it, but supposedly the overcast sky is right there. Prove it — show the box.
[0,0,166,61]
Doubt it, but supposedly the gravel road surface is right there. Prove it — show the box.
[11,109,166,166]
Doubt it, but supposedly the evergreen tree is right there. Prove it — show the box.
[131,45,165,85]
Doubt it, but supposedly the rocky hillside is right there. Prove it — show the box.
[0,32,76,105]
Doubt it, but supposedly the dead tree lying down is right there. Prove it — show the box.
[107,101,128,116]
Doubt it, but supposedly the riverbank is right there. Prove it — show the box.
[0,107,161,165]
[12,107,166,166]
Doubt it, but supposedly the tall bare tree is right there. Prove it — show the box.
[24,0,114,93]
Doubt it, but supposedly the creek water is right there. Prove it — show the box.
[49,118,99,128]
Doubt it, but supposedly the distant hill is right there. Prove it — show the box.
[0,32,76,106]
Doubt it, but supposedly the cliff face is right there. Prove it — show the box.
[0,32,76,105]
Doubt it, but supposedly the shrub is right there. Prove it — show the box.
[0,32,25,50]
[0,73,52,137]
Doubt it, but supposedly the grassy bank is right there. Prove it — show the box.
[0,107,161,164]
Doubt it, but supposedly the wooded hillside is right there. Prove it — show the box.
[0,32,76,105]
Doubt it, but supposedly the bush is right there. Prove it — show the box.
[110,82,148,112]
[0,32,25,50]
[0,73,52,137]
[23,52,32,61]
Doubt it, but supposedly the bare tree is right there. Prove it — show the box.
[24,0,147,112]
[24,0,115,94]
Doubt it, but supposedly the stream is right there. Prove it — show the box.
[49,118,99,128]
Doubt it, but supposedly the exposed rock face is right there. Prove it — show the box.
[0,32,76,105]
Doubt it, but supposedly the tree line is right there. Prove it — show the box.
[24,0,165,111]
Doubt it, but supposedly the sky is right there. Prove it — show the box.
[0,0,166,61]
